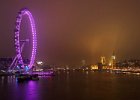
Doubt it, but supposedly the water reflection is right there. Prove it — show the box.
[24,81,40,100]
[0,76,40,100]
[0,72,140,100]
[0,76,16,85]
[14,80,40,100]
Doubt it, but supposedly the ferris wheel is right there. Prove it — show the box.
[9,8,37,72]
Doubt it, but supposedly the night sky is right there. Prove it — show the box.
[0,0,140,65]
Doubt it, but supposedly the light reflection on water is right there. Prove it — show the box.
[0,76,40,100]
[24,81,40,100]
[0,76,16,85]
[0,72,140,100]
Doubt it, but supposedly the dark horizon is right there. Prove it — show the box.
[0,0,140,65]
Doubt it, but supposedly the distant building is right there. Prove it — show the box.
[109,52,116,69]
[91,65,98,70]
[100,56,108,69]
[101,56,106,65]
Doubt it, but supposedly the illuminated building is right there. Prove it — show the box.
[37,61,43,65]
[109,52,116,69]
[100,56,108,69]
[101,56,106,65]
[91,65,98,70]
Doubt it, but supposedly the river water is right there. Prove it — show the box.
[0,71,140,100]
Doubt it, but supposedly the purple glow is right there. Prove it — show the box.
[15,8,37,69]
[32,71,54,77]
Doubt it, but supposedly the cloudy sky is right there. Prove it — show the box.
[0,0,140,65]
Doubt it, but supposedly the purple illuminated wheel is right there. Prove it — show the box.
[14,8,37,69]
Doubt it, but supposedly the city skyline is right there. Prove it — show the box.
[0,0,140,65]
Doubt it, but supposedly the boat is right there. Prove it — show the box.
[16,74,39,82]
[31,74,39,80]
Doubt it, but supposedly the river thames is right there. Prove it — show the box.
[0,71,140,100]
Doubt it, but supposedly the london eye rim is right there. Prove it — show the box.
[14,8,37,69]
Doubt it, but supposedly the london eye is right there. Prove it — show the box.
[9,8,37,72]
